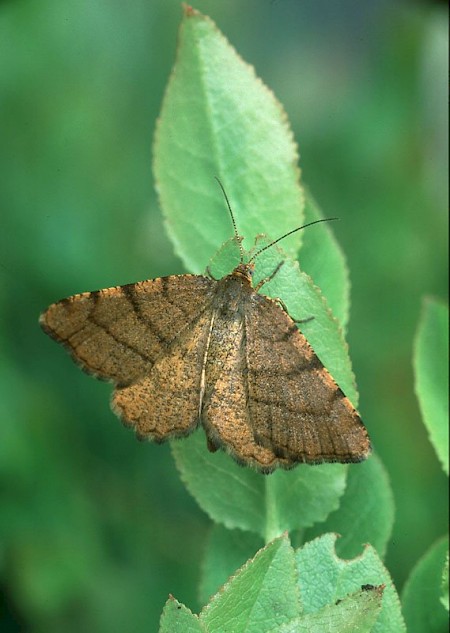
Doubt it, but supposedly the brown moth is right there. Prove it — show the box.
[40,186,370,473]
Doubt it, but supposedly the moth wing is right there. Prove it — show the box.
[244,294,371,464]
[112,307,216,441]
[40,274,216,386]
[201,307,291,472]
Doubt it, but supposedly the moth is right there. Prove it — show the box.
[40,184,370,472]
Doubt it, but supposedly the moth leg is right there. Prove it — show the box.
[273,297,315,324]
[294,315,315,324]
[254,261,285,291]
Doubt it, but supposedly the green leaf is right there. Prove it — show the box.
[441,550,449,611]
[304,453,395,559]
[206,236,243,279]
[300,191,350,333]
[172,428,265,535]
[154,6,304,275]
[296,533,406,632]
[159,596,206,633]
[200,535,300,633]
[168,535,386,633]
[413,297,449,474]
[272,585,384,633]
[263,463,347,543]
[199,525,264,606]
[172,429,347,540]
[402,535,449,632]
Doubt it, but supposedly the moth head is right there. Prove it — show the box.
[233,262,255,284]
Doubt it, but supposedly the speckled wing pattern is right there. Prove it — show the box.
[198,276,369,471]
[242,293,369,466]
[40,269,370,472]
[40,275,216,440]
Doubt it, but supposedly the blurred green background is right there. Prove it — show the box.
[1,0,448,631]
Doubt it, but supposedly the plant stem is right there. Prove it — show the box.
[264,476,282,543]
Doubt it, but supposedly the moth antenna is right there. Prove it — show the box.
[215,176,244,264]
[249,218,339,262]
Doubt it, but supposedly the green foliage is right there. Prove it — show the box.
[1,1,448,632]
[301,191,350,333]
[199,526,264,605]
[305,453,395,560]
[160,598,206,633]
[274,586,383,633]
[201,536,299,633]
[154,7,304,274]
[441,551,449,611]
[159,534,402,633]
[401,536,449,632]
[402,297,449,631]
[296,534,405,632]
[413,297,449,474]
[172,429,347,540]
